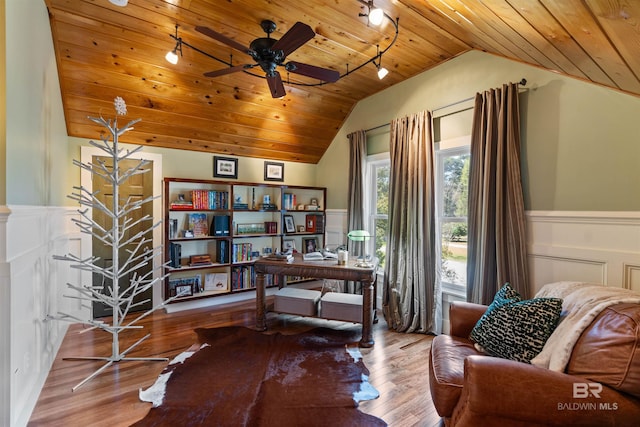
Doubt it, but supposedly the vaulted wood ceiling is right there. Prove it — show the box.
[44,0,640,164]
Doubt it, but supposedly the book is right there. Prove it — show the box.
[216,240,228,264]
[302,251,338,261]
[204,272,228,292]
[188,213,208,237]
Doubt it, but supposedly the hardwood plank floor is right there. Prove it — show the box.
[28,299,443,427]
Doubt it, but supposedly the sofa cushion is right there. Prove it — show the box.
[429,334,481,417]
[470,283,563,363]
[567,303,640,398]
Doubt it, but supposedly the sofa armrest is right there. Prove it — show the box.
[449,301,487,338]
[452,355,640,427]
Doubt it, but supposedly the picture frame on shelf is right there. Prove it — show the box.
[264,161,284,182]
[310,198,318,206]
[297,225,306,233]
[213,156,238,179]
[284,215,296,233]
[283,239,296,251]
[303,237,318,253]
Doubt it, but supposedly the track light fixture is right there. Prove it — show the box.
[359,1,385,26]
[372,45,389,79]
[165,25,182,65]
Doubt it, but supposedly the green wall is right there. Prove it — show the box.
[67,137,318,195]
[318,50,640,211]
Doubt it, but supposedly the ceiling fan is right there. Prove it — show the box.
[195,20,340,98]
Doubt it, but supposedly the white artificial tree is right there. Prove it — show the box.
[49,97,178,391]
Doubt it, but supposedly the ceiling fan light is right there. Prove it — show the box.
[377,66,389,79]
[369,8,385,25]
[165,50,179,65]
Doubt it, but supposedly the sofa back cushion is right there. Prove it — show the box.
[567,303,640,398]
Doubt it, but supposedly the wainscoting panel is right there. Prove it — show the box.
[1,206,80,427]
[526,211,640,295]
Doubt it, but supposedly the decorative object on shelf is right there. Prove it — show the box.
[213,156,238,179]
[189,254,212,266]
[284,215,296,233]
[204,272,229,292]
[164,2,399,96]
[297,225,306,232]
[237,223,267,235]
[188,213,208,237]
[264,161,285,181]
[48,97,176,391]
[347,230,373,267]
[283,239,296,251]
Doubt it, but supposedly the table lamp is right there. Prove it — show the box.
[347,230,372,267]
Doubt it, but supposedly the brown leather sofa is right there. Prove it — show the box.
[429,300,640,426]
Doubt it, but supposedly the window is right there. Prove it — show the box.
[366,153,390,269]
[436,141,470,291]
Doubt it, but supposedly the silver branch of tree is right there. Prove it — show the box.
[48,97,180,391]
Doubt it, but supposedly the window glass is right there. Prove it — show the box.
[366,155,390,269]
[437,146,470,289]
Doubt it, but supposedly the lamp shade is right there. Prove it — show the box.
[347,230,371,241]
[369,8,384,25]
[165,50,179,65]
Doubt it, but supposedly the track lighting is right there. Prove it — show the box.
[165,25,182,65]
[372,46,389,79]
[359,1,385,26]
[368,7,384,25]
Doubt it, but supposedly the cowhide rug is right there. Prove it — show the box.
[132,326,386,426]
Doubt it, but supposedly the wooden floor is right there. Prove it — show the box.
[28,299,443,427]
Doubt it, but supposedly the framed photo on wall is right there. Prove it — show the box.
[264,161,284,181]
[283,239,296,251]
[213,156,238,179]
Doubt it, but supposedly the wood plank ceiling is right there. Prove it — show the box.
[44,0,640,164]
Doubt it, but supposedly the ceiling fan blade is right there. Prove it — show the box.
[204,64,252,78]
[266,71,286,98]
[271,22,315,56]
[195,26,251,55]
[285,61,340,83]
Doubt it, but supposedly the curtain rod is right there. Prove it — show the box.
[363,78,527,133]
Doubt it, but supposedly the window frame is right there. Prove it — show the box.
[365,152,390,270]
[435,138,471,295]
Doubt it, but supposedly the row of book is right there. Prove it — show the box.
[231,242,254,263]
[231,265,278,291]
[191,189,229,210]
[283,193,297,210]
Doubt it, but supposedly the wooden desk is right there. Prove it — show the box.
[254,254,378,347]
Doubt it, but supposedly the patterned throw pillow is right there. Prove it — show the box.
[470,283,563,363]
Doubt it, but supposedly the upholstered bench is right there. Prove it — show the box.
[321,292,363,323]
[273,287,322,317]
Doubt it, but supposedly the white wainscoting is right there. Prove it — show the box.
[526,211,640,295]
[0,206,82,427]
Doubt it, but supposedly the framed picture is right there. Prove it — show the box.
[303,237,318,253]
[297,225,306,232]
[284,215,296,233]
[264,161,284,181]
[213,156,238,179]
[310,198,318,206]
[283,239,296,251]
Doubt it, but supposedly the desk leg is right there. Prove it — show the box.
[255,272,267,331]
[360,280,375,348]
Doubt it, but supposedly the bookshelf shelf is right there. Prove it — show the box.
[163,177,326,303]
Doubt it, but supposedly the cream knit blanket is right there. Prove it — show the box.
[530,281,640,372]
